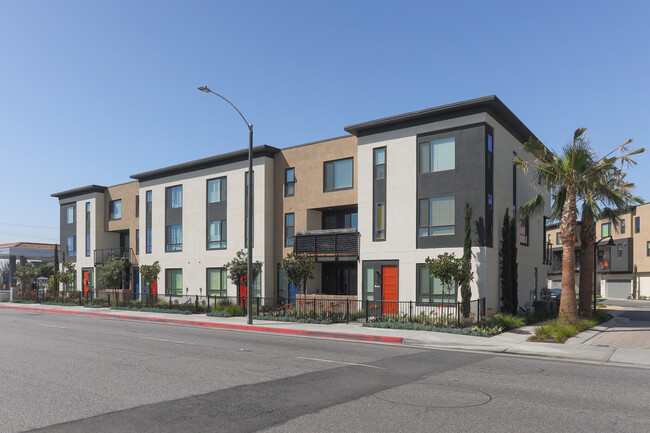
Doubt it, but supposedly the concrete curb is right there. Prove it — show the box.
[0,304,404,344]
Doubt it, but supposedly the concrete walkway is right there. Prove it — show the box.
[2,301,649,368]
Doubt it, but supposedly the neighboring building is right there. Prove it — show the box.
[52,95,550,312]
[546,202,650,299]
[0,242,57,288]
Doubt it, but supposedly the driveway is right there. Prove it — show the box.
[592,299,650,350]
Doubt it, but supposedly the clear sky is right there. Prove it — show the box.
[1,0,649,245]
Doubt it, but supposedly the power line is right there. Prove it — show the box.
[0,222,58,230]
[0,231,59,241]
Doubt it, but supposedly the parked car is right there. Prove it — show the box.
[550,289,561,306]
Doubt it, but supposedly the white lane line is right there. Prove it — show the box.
[140,337,188,345]
[297,356,384,369]
[39,324,71,329]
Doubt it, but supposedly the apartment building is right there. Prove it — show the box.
[52,95,550,312]
[546,202,650,299]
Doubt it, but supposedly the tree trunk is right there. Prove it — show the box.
[579,218,595,318]
[559,184,579,323]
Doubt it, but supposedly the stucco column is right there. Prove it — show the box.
[9,255,16,287]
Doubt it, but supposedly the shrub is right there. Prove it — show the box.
[207,310,232,317]
[481,313,526,330]
[531,317,597,342]
[253,315,333,325]
[363,321,501,337]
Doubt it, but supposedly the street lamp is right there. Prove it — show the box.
[593,236,616,314]
[198,85,255,325]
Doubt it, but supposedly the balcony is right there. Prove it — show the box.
[94,248,134,266]
[294,229,360,262]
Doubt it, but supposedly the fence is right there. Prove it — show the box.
[10,290,486,327]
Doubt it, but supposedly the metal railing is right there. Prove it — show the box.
[94,247,134,265]
[294,229,360,261]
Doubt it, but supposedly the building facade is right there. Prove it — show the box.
[52,95,550,312]
[546,202,650,299]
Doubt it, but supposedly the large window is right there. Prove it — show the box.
[419,138,455,173]
[66,206,75,224]
[66,235,76,257]
[285,168,295,197]
[109,200,122,220]
[324,158,353,191]
[418,265,453,303]
[374,148,386,180]
[166,225,182,252]
[167,185,182,209]
[207,178,226,203]
[165,269,183,296]
[374,203,385,241]
[601,222,611,238]
[419,196,455,237]
[146,190,152,212]
[207,268,227,297]
[285,213,295,247]
[207,220,227,249]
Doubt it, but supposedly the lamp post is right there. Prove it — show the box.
[198,85,255,325]
[593,236,615,314]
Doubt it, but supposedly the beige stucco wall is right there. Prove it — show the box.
[105,181,140,259]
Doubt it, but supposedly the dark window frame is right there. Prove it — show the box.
[418,137,456,174]
[135,195,140,218]
[285,168,295,197]
[647,241,650,257]
[165,268,183,296]
[374,202,386,241]
[323,157,354,192]
[520,217,529,246]
[146,227,152,254]
[635,216,640,233]
[418,196,455,238]
[285,213,295,247]
[66,235,76,257]
[207,177,227,203]
[601,222,612,238]
[206,267,228,297]
[621,219,626,234]
[374,147,386,180]
[416,263,456,304]
[136,229,140,255]
[109,199,122,221]
[166,185,183,209]
[207,219,227,250]
[165,224,183,252]
[66,205,75,224]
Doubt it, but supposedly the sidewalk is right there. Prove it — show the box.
[2,302,649,368]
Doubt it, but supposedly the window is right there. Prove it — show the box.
[647,241,650,257]
[487,134,493,170]
[285,213,295,247]
[167,186,182,209]
[556,233,562,245]
[324,158,353,191]
[136,229,140,255]
[146,190,152,212]
[621,219,626,234]
[207,268,227,297]
[207,220,227,249]
[146,227,152,253]
[285,168,295,197]
[601,222,611,238]
[374,148,386,180]
[207,178,226,203]
[85,203,90,257]
[617,244,623,258]
[165,269,182,296]
[109,200,122,220]
[66,271,76,292]
[419,196,455,237]
[85,234,90,257]
[418,265,453,303]
[66,235,76,257]
[374,203,385,241]
[419,138,455,173]
[635,216,640,233]
[520,217,529,246]
[135,195,139,218]
[66,206,75,224]
[166,225,182,252]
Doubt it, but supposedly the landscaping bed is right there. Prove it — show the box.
[529,310,612,343]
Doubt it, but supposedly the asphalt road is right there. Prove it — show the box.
[1,309,649,433]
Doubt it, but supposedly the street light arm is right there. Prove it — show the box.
[197,86,252,132]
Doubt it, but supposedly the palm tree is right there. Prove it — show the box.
[516,128,643,323]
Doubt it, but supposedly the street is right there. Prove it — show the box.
[1,308,649,433]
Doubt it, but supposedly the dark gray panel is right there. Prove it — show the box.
[207,202,227,222]
[60,204,77,262]
[610,238,633,273]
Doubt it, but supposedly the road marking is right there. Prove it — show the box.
[39,324,71,329]
[140,337,188,345]
[297,356,384,369]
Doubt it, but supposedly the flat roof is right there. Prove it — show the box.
[51,185,107,199]
[130,145,281,182]
[344,95,537,142]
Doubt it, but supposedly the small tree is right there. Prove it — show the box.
[500,210,518,315]
[15,263,37,293]
[98,256,126,295]
[37,264,55,280]
[425,252,474,311]
[59,261,76,291]
[140,260,161,295]
[279,253,315,296]
[461,203,473,318]
[224,250,263,296]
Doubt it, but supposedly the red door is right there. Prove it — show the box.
[382,266,398,314]
[238,276,247,307]
[82,271,90,296]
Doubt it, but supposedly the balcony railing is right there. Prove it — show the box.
[94,248,134,266]
[294,229,360,262]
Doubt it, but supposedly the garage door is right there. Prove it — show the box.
[607,280,631,299]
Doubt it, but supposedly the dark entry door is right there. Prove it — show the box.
[382,266,398,314]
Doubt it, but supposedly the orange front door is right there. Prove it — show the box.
[382,266,398,314]
[82,271,90,296]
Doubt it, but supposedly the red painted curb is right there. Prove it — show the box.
[0,304,403,344]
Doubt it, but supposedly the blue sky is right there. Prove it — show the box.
[1,0,649,244]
